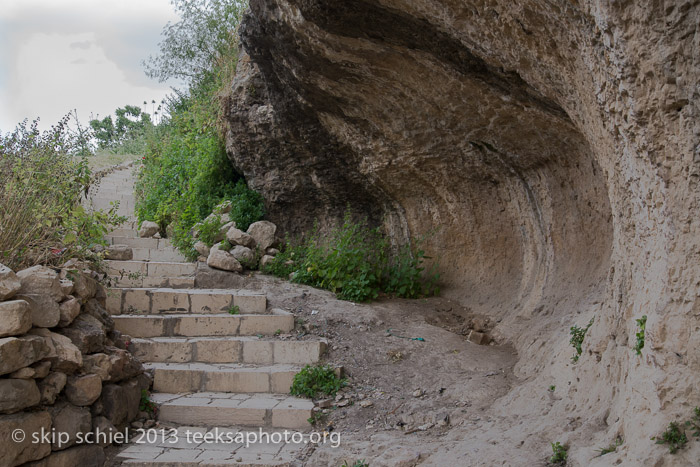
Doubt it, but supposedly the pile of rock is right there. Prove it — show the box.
[191,202,280,273]
[137,220,161,239]
[0,263,148,466]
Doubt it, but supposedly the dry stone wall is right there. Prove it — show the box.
[0,263,148,467]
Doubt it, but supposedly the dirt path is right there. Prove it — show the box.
[238,275,520,466]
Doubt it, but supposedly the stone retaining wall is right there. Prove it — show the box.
[0,262,148,466]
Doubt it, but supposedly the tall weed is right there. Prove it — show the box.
[0,117,125,270]
[263,213,440,302]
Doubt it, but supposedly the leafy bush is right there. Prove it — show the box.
[0,117,125,270]
[262,213,440,302]
[290,364,346,398]
[549,442,567,464]
[134,0,264,260]
[569,318,594,363]
[655,422,688,454]
[341,461,369,467]
[634,315,647,355]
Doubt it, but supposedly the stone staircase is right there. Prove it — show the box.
[89,166,324,465]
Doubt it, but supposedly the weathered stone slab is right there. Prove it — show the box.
[0,411,52,465]
[0,299,32,337]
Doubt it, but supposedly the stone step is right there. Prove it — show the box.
[107,288,266,315]
[152,393,313,429]
[147,363,298,394]
[106,260,195,277]
[107,237,168,249]
[132,247,187,262]
[115,425,302,465]
[108,228,138,237]
[130,337,326,365]
[113,310,294,338]
[108,276,195,289]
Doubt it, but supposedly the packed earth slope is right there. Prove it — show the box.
[222,0,700,465]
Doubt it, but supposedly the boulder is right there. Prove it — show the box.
[259,255,275,269]
[59,279,74,296]
[38,372,67,404]
[266,248,280,256]
[231,245,256,267]
[0,299,32,337]
[83,299,114,331]
[226,227,256,249]
[27,444,105,467]
[16,265,64,301]
[215,200,232,214]
[0,263,21,300]
[65,374,102,406]
[194,241,211,257]
[93,384,128,426]
[82,353,112,381]
[49,402,92,450]
[32,361,52,379]
[194,262,254,289]
[246,221,277,251]
[0,411,52,466]
[59,315,105,354]
[219,220,236,236]
[0,378,41,414]
[122,378,143,422]
[105,244,133,260]
[105,346,142,382]
[16,293,61,328]
[138,221,160,238]
[207,248,243,272]
[58,296,81,327]
[68,272,97,302]
[9,367,35,379]
[93,285,108,310]
[0,335,51,376]
[91,416,119,447]
[46,331,83,373]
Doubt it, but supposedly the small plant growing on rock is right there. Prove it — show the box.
[341,461,369,467]
[569,318,594,363]
[634,315,647,355]
[549,441,567,464]
[596,436,623,456]
[307,409,326,426]
[689,407,700,437]
[198,215,224,247]
[290,364,346,398]
[654,421,688,453]
[139,389,157,416]
[227,305,240,315]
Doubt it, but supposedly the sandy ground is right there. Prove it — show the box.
[249,274,523,466]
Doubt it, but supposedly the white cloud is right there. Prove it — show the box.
[0,0,179,132]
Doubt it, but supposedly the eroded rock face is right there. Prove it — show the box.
[224,0,700,464]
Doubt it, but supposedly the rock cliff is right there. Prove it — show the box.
[223,1,700,464]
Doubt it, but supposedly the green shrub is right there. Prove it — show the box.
[290,364,346,398]
[634,315,647,355]
[0,117,125,270]
[549,442,567,464]
[134,0,263,260]
[570,318,594,363]
[341,461,369,467]
[262,213,439,302]
[655,422,688,454]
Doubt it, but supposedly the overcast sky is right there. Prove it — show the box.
[0,0,180,132]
